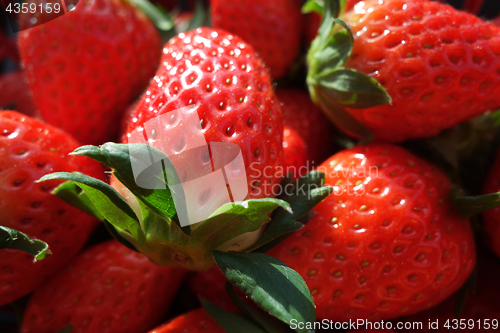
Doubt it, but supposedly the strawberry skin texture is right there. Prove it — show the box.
[211,0,302,79]
[149,308,224,333]
[268,143,475,321]
[0,111,104,306]
[125,27,284,200]
[341,0,500,142]
[397,253,500,332]
[283,126,309,176]
[21,240,186,333]
[482,150,500,258]
[18,0,162,144]
[277,88,336,168]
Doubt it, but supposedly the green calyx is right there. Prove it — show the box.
[304,0,391,142]
[0,226,51,262]
[38,143,332,270]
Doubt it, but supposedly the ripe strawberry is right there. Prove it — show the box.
[396,252,500,332]
[149,308,224,333]
[0,71,37,117]
[211,0,303,79]
[124,27,284,201]
[18,0,162,144]
[268,143,476,321]
[282,126,309,176]
[21,240,186,333]
[308,0,500,142]
[481,150,500,258]
[277,88,336,173]
[0,111,103,306]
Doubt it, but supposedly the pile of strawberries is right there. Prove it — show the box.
[2,0,500,332]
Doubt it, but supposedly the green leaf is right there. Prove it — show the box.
[201,297,267,333]
[130,0,174,31]
[52,181,104,221]
[316,68,392,108]
[302,0,323,14]
[312,29,353,74]
[72,143,177,222]
[38,172,144,243]
[311,84,373,142]
[451,188,500,218]
[0,226,51,262]
[224,282,289,333]
[247,171,333,252]
[194,199,291,251]
[183,0,208,32]
[212,251,315,333]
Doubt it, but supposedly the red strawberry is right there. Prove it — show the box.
[277,88,336,172]
[0,71,37,117]
[211,0,303,79]
[18,0,162,144]
[396,252,500,332]
[283,126,309,176]
[187,268,240,313]
[21,240,186,333]
[268,143,476,321]
[149,308,224,333]
[0,111,104,306]
[481,149,500,258]
[308,0,500,142]
[124,27,284,201]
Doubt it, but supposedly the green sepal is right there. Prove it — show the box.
[72,143,177,222]
[38,172,145,244]
[182,0,210,33]
[224,282,289,333]
[247,171,333,252]
[0,226,51,262]
[451,188,500,218]
[302,0,324,15]
[313,67,392,109]
[201,297,267,333]
[306,0,391,141]
[193,199,291,251]
[129,0,174,31]
[52,181,104,221]
[212,251,315,333]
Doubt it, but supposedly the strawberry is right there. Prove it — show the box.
[149,308,224,333]
[307,0,500,142]
[21,240,186,333]
[0,28,18,65]
[0,71,37,117]
[283,126,309,176]
[124,27,284,201]
[268,143,476,321]
[18,0,162,144]
[481,149,500,258]
[396,252,500,332]
[0,111,104,306]
[211,0,303,79]
[277,88,336,174]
